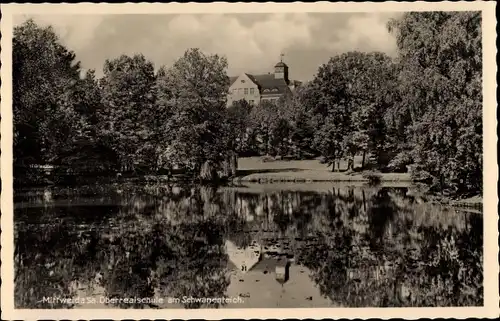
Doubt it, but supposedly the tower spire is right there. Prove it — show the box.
[274,53,289,82]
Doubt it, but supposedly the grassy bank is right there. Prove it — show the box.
[234,156,411,183]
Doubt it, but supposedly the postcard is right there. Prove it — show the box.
[1,2,498,320]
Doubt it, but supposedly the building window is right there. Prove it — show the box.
[250,88,255,95]
[241,80,245,83]
[244,88,248,95]
[238,88,243,94]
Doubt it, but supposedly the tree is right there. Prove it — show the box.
[249,100,280,156]
[310,51,397,172]
[313,113,345,171]
[13,19,107,183]
[345,52,396,170]
[56,69,119,174]
[99,54,157,173]
[388,12,482,195]
[276,87,317,159]
[307,56,352,171]
[13,20,79,166]
[227,99,253,155]
[157,48,231,181]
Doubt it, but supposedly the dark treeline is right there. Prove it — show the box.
[14,12,482,197]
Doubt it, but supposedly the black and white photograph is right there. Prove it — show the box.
[1,2,498,320]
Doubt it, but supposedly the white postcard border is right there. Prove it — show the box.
[1,2,498,320]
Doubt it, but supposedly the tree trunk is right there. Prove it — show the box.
[231,152,238,176]
[362,190,366,212]
[347,155,354,172]
[361,151,366,170]
[331,148,336,172]
[265,130,270,155]
[220,158,230,180]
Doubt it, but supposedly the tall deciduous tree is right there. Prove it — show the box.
[157,48,231,181]
[308,51,398,172]
[388,12,482,195]
[250,100,280,156]
[99,54,157,173]
[13,20,80,166]
[276,87,317,159]
[340,52,397,170]
[13,19,107,182]
[227,99,253,154]
[57,69,118,173]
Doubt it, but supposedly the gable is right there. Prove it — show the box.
[229,73,259,90]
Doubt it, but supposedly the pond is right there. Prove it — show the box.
[14,182,483,309]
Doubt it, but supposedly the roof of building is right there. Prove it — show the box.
[226,253,290,274]
[230,73,291,96]
[225,240,262,274]
[274,61,288,68]
[250,256,289,272]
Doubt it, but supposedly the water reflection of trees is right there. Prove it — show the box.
[14,184,482,308]
[292,188,483,307]
[15,185,234,309]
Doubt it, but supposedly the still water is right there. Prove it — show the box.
[14,183,483,309]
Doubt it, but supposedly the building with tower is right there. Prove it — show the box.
[226,55,302,107]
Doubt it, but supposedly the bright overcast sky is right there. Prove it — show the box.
[15,13,401,81]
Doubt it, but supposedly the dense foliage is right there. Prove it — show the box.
[13,20,94,180]
[99,54,157,172]
[387,12,482,196]
[13,12,482,197]
[156,48,233,180]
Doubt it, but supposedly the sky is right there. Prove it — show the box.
[14,12,402,81]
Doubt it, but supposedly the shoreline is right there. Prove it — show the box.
[14,176,482,210]
[232,173,412,183]
[13,157,482,209]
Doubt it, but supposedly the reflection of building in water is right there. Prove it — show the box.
[225,239,292,285]
[225,240,262,273]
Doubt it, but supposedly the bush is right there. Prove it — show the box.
[362,171,382,185]
[388,151,413,172]
[407,164,433,183]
